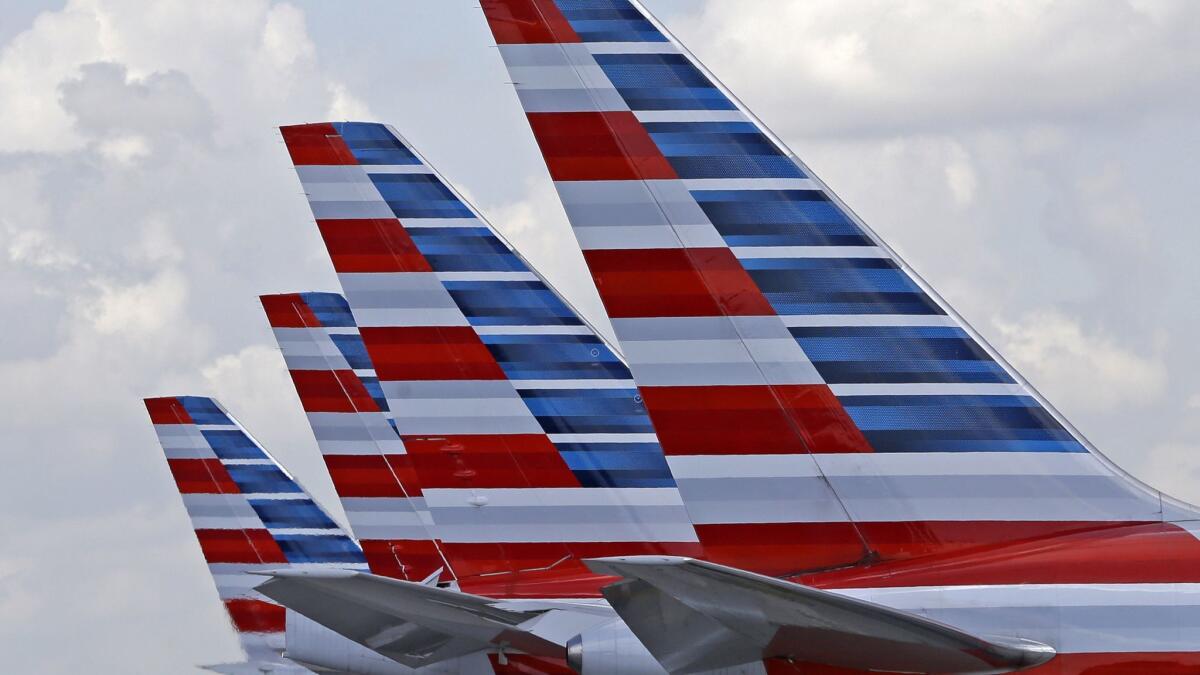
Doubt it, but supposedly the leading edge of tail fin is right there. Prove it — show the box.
[478,0,1196,573]
[145,396,368,668]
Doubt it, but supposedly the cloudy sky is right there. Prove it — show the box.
[0,0,1197,671]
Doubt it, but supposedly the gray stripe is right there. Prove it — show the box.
[676,476,848,524]
[154,425,213,459]
[516,87,628,113]
[307,200,394,220]
[338,272,459,311]
[295,165,372,184]
[430,505,696,543]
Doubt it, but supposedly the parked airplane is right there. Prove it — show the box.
[145,395,489,674]
[155,1,1200,673]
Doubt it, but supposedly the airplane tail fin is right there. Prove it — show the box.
[145,395,368,667]
[275,122,702,584]
[261,291,450,583]
[477,0,1197,575]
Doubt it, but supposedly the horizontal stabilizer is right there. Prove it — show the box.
[200,663,313,674]
[254,569,596,667]
[586,556,1055,675]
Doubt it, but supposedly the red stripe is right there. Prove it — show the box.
[489,654,575,675]
[447,541,705,587]
[290,370,381,413]
[480,0,580,45]
[145,397,191,425]
[766,653,1200,675]
[583,247,777,318]
[804,522,1200,588]
[401,434,579,489]
[259,293,320,329]
[361,539,446,582]
[279,123,357,166]
[317,219,432,273]
[696,523,870,577]
[641,384,872,456]
[697,522,1160,579]
[1028,653,1200,673]
[324,454,422,498]
[168,458,238,494]
[526,112,677,181]
[359,326,507,381]
[195,529,287,564]
[223,599,285,633]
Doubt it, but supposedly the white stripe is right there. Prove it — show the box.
[397,217,481,229]
[668,452,1114,479]
[829,383,1030,396]
[473,325,596,336]
[240,493,309,501]
[220,459,274,466]
[731,246,889,259]
[351,368,377,379]
[634,110,749,123]
[585,42,681,55]
[549,433,660,444]
[349,307,470,328]
[840,583,1200,608]
[264,528,344,537]
[424,487,688,508]
[682,178,820,191]
[360,165,433,175]
[321,326,360,336]
[196,424,237,431]
[779,314,962,328]
[667,454,821,479]
[435,271,538,282]
[511,379,638,390]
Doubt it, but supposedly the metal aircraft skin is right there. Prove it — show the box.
[151,1,1200,673]
[144,396,503,674]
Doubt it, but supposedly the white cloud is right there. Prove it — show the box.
[674,0,1200,137]
[327,81,373,121]
[96,133,151,164]
[85,270,188,336]
[1135,442,1200,507]
[993,310,1168,413]
[5,227,81,271]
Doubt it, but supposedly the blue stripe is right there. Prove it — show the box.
[790,326,1008,383]
[594,53,735,111]
[330,334,374,370]
[274,534,367,564]
[178,397,232,425]
[250,499,339,530]
[556,442,676,488]
[408,228,527,272]
[444,282,585,326]
[333,122,421,166]
[300,292,355,328]
[359,377,391,414]
[555,0,668,42]
[369,174,473,219]
[224,465,302,494]
[645,122,803,179]
[201,430,265,460]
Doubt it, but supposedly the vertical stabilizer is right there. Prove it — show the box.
[476,0,1190,575]
[145,396,368,670]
